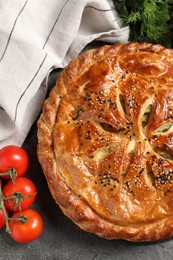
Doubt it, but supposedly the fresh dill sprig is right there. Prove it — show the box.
[113,0,173,47]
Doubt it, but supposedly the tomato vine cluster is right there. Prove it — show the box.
[0,145,43,243]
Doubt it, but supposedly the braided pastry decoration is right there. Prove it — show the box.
[37,42,173,242]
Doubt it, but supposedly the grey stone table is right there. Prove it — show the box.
[1,43,173,260]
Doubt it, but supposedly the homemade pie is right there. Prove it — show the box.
[37,42,173,242]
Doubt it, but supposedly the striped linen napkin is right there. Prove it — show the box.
[0,0,129,149]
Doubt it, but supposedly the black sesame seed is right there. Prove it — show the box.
[85,136,92,140]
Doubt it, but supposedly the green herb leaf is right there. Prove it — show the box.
[112,0,173,47]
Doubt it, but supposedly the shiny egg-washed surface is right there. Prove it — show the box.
[37,42,173,242]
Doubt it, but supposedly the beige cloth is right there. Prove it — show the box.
[0,0,129,148]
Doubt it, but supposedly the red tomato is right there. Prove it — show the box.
[2,177,37,212]
[0,145,29,179]
[0,208,8,230]
[9,209,43,243]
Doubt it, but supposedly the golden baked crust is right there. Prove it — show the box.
[37,42,173,242]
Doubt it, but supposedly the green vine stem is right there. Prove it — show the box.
[0,168,17,181]
[3,191,37,213]
[0,187,10,232]
[3,192,37,201]
[0,188,32,232]
[8,215,28,223]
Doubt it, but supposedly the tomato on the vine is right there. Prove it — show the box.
[9,209,43,243]
[2,177,37,212]
[0,145,29,179]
